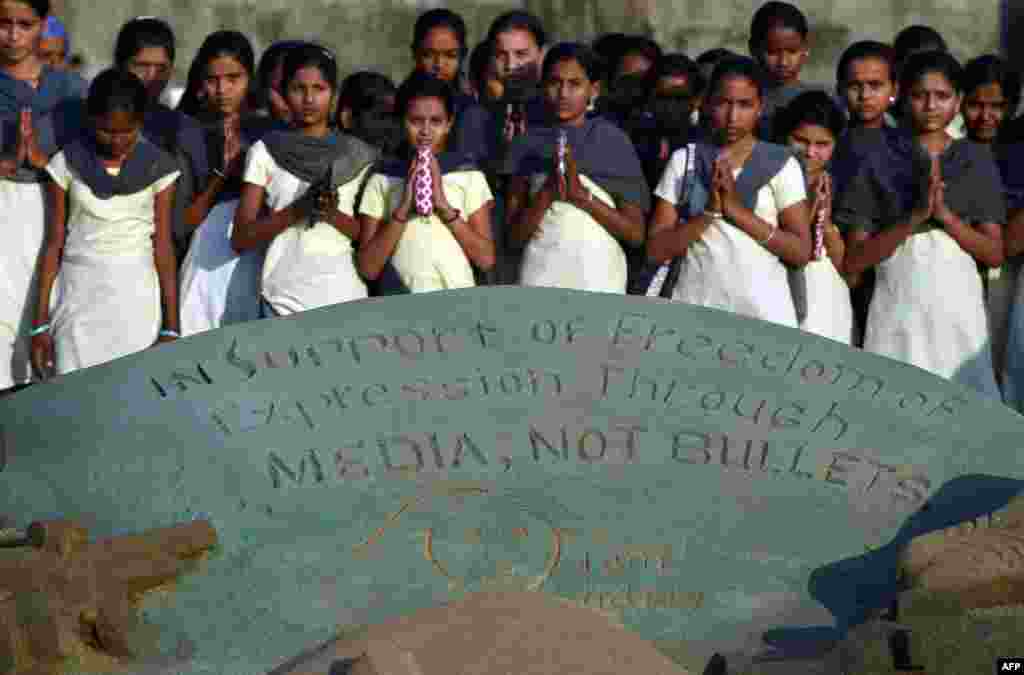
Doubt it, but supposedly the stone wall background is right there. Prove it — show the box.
[55,1,1008,90]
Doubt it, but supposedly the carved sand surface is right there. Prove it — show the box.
[0,287,1022,674]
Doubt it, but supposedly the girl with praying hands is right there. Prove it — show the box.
[835,51,1005,399]
[357,72,496,293]
[646,56,811,327]
[502,42,648,293]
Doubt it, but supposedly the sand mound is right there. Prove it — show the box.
[283,591,692,675]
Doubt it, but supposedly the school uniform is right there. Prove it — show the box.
[834,131,1004,399]
[654,141,807,327]
[800,176,855,345]
[359,151,492,293]
[0,68,83,388]
[244,130,379,316]
[45,136,180,374]
[500,117,651,294]
[177,118,282,336]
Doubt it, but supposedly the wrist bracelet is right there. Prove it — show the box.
[30,323,50,336]
[761,223,778,245]
[159,329,180,338]
[440,208,461,225]
[704,209,723,219]
[212,168,226,179]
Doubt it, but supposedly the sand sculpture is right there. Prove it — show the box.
[0,518,217,675]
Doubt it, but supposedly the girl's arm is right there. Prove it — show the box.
[152,183,180,338]
[942,218,1004,268]
[724,197,812,266]
[33,181,67,328]
[841,221,915,282]
[645,197,714,264]
[231,182,311,253]
[184,173,230,228]
[1006,208,1024,259]
[441,201,497,271]
[506,176,556,248]
[357,172,415,281]
[568,187,645,246]
[823,223,846,272]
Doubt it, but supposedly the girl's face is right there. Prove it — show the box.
[414,26,462,84]
[707,74,762,143]
[285,65,334,130]
[0,1,42,66]
[617,51,653,80]
[963,81,1009,143]
[93,110,141,160]
[907,70,961,135]
[403,95,452,154]
[202,55,250,117]
[125,46,173,102]
[787,122,835,173]
[493,28,541,81]
[841,56,896,127]
[757,25,808,86]
[543,57,597,126]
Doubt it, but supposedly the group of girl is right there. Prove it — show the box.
[2,1,1023,417]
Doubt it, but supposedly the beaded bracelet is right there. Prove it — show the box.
[159,329,180,338]
[30,323,50,337]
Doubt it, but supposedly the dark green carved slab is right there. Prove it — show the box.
[1,287,1022,674]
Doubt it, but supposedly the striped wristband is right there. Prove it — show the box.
[30,323,50,336]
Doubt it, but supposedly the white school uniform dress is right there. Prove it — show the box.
[243,141,369,315]
[654,152,807,328]
[45,152,179,375]
[0,179,47,388]
[864,229,1001,400]
[359,169,492,292]
[519,175,627,293]
[178,199,263,336]
[800,251,855,345]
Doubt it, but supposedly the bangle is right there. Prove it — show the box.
[440,208,461,225]
[761,223,778,245]
[159,329,180,338]
[30,323,50,336]
[212,168,226,179]
[704,209,723,220]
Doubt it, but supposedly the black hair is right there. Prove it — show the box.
[486,10,546,49]
[962,54,1022,114]
[86,68,148,119]
[413,8,468,53]
[280,43,339,94]
[468,40,492,95]
[541,42,604,84]
[654,53,704,95]
[395,71,456,120]
[707,56,767,100]
[695,48,738,92]
[256,40,303,106]
[899,49,963,98]
[591,33,629,78]
[340,71,400,154]
[339,71,396,113]
[893,25,948,64]
[11,0,48,18]
[773,90,846,142]
[614,35,663,78]
[177,30,257,118]
[113,16,176,67]
[836,40,896,86]
[749,1,809,49]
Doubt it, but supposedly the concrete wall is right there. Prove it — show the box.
[59,1,1003,88]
